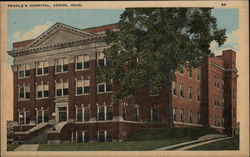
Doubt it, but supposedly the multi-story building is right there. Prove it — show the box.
[8,23,238,144]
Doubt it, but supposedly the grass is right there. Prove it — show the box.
[38,138,191,151]
[7,144,20,151]
[190,135,239,150]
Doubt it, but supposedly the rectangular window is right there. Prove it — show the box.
[97,53,112,67]
[214,95,219,106]
[106,106,113,120]
[151,106,160,122]
[122,106,127,120]
[75,107,90,122]
[180,110,184,122]
[76,107,83,122]
[98,106,105,120]
[97,82,112,93]
[36,61,48,76]
[189,69,192,78]
[196,69,200,81]
[84,107,90,121]
[173,108,177,121]
[18,64,30,78]
[56,82,68,96]
[55,58,68,73]
[107,130,113,142]
[188,87,192,99]
[197,89,201,101]
[19,86,30,100]
[172,82,177,96]
[76,79,90,95]
[97,105,112,121]
[189,111,193,123]
[18,111,30,124]
[133,107,139,121]
[75,55,90,70]
[98,130,105,142]
[180,84,184,98]
[36,84,49,98]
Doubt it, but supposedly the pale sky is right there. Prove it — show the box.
[5,8,240,120]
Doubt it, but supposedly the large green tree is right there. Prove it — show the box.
[98,8,226,127]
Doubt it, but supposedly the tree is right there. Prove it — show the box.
[97,8,227,127]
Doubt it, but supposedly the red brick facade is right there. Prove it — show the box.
[8,23,238,143]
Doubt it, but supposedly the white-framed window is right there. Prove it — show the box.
[151,106,160,122]
[55,58,68,73]
[214,76,220,88]
[214,95,219,106]
[56,81,68,96]
[18,86,30,100]
[36,109,49,123]
[75,106,90,122]
[150,86,159,96]
[36,83,49,98]
[97,105,113,121]
[75,55,90,70]
[188,87,192,99]
[97,53,112,67]
[71,131,89,143]
[133,106,139,121]
[180,84,184,98]
[36,61,48,76]
[97,82,112,93]
[196,69,201,81]
[172,82,177,96]
[98,130,112,142]
[18,64,30,78]
[197,89,201,101]
[180,109,184,122]
[173,108,177,121]
[188,69,192,78]
[18,111,31,125]
[76,79,90,95]
[188,111,193,123]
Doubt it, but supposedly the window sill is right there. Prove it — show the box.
[36,97,49,100]
[36,74,49,77]
[18,76,30,79]
[75,69,90,72]
[75,94,91,96]
[97,91,112,94]
[55,96,69,98]
[18,99,30,101]
[75,121,90,123]
[55,71,68,74]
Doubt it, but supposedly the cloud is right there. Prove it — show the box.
[13,21,54,42]
[210,29,240,56]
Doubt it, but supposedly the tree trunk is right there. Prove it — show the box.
[165,70,174,128]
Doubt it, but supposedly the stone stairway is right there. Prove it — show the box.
[25,126,53,144]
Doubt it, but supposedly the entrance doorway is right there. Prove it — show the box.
[56,103,68,123]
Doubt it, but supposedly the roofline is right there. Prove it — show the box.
[82,23,118,31]
[13,39,35,44]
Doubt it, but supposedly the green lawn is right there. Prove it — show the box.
[7,144,20,151]
[38,138,190,151]
[190,135,239,150]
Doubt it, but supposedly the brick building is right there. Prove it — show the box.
[8,23,238,144]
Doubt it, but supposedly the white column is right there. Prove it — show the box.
[42,110,45,123]
[104,106,107,120]
[104,130,107,142]
[82,131,85,142]
[75,107,78,122]
[82,107,85,122]
[24,111,26,124]
[97,106,99,120]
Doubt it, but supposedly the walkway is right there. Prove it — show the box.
[14,144,39,151]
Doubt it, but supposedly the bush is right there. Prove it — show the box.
[127,127,220,141]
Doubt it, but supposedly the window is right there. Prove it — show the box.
[189,111,192,123]
[76,79,90,95]
[97,53,112,67]
[188,69,192,78]
[197,89,201,101]
[72,131,89,143]
[97,105,113,121]
[36,83,49,98]
[18,64,30,78]
[75,106,90,122]
[197,112,201,124]
[196,69,200,81]
[214,76,220,88]
[18,111,30,125]
[56,82,68,96]
[180,110,184,122]
[107,130,113,142]
[173,108,177,121]
[98,130,105,142]
[55,58,68,73]
[133,107,139,121]
[75,55,90,70]
[19,86,30,100]
[36,110,49,123]
[151,106,160,122]
[150,86,159,96]
[188,87,192,99]
[122,106,127,120]
[97,82,112,93]
[36,61,48,75]
[214,95,219,106]
[98,130,112,142]
[172,82,177,96]
[180,84,184,98]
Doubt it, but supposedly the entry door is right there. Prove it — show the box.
[58,106,67,122]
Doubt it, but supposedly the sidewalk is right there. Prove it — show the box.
[14,144,39,151]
